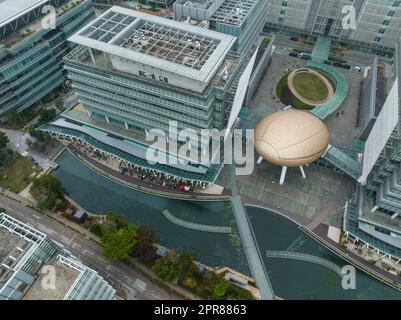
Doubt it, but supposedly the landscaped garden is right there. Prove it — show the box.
[276,73,314,110]
[276,69,334,110]
[0,155,38,193]
[292,72,329,102]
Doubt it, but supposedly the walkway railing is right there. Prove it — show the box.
[266,250,343,277]
[162,210,232,234]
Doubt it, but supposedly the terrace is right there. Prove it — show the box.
[69,6,235,82]
[23,257,81,300]
[1,0,86,48]
[0,226,33,290]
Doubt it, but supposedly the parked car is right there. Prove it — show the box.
[289,52,299,57]
[332,62,343,67]
[341,64,351,69]
[300,54,312,60]
[353,66,363,73]
[323,60,332,65]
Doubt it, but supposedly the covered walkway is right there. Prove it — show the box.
[322,145,362,180]
[312,37,331,62]
[308,60,349,120]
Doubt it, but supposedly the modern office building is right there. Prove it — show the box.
[343,38,401,259]
[0,0,96,117]
[266,0,401,54]
[0,212,116,300]
[357,57,386,141]
[174,0,268,54]
[40,6,257,183]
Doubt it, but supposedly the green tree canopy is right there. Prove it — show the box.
[212,277,232,300]
[31,175,64,209]
[0,132,9,149]
[132,225,157,264]
[152,257,179,282]
[38,108,56,124]
[178,253,200,280]
[5,108,22,125]
[102,224,137,260]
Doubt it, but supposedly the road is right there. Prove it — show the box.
[272,34,393,67]
[0,193,180,300]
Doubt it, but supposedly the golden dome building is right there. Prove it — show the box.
[255,110,330,185]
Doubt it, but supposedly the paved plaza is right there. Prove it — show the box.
[247,50,365,149]
[217,49,365,228]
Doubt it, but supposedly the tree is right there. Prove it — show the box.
[38,108,56,124]
[5,108,22,125]
[178,253,200,280]
[212,277,232,300]
[132,225,157,263]
[31,175,64,209]
[0,132,9,149]
[102,224,137,260]
[152,257,179,282]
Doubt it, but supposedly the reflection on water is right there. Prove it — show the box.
[52,150,249,274]
[54,150,401,299]
[247,206,401,300]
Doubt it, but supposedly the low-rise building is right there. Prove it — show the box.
[0,212,116,300]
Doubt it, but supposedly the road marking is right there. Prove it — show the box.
[60,235,70,244]
[134,279,147,292]
[83,249,95,256]
[97,257,106,263]
[33,215,41,220]
[152,293,161,300]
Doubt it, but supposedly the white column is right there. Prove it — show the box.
[89,48,96,66]
[371,205,379,213]
[299,165,306,179]
[105,115,110,123]
[257,156,263,164]
[124,122,129,130]
[279,166,287,185]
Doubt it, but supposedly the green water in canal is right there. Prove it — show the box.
[53,150,401,299]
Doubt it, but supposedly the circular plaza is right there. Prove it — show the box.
[287,69,334,106]
[276,68,335,111]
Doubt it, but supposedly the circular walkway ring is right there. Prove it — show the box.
[287,68,334,106]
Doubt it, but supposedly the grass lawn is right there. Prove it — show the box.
[293,72,329,101]
[0,156,38,193]
[276,73,314,110]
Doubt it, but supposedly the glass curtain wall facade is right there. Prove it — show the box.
[0,0,96,117]
[266,0,401,54]
[41,7,251,183]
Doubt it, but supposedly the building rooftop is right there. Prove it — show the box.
[174,0,218,10]
[0,0,48,28]
[0,226,34,290]
[210,0,257,27]
[1,0,86,47]
[69,6,236,82]
[23,256,82,300]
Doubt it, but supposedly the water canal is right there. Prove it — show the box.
[53,150,401,299]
